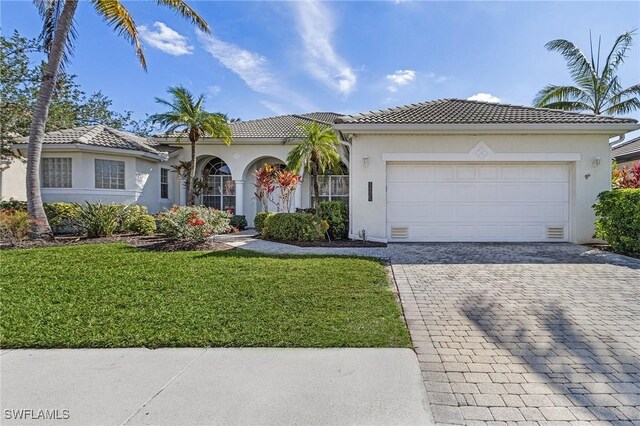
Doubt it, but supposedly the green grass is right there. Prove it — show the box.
[0,244,409,348]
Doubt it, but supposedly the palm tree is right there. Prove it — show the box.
[286,121,341,209]
[150,86,232,206]
[26,0,209,238]
[534,31,640,115]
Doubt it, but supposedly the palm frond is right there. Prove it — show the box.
[533,84,592,109]
[537,101,594,112]
[602,30,635,82]
[91,0,146,70]
[545,38,598,84]
[604,97,640,115]
[33,0,77,69]
[155,0,209,34]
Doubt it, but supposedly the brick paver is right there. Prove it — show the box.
[390,243,640,426]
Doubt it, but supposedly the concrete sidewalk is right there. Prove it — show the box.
[0,348,432,425]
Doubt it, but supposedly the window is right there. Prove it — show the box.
[312,163,349,205]
[41,158,72,188]
[160,168,169,199]
[201,158,235,211]
[95,159,125,189]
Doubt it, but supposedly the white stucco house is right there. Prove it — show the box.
[2,99,638,243]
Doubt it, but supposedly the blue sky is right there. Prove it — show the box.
[2,1,639,123]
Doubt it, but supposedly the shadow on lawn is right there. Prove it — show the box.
[462,296,640,421]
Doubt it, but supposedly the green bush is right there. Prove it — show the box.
[0,200,27,211]
[593,189,640,254]
[317,200,348,240]
[43,202,81,234]
[121,205,156,235]
[0,209,31,245]
[74,202,126,238]
[254,211,269,233]
[158,206,231,241]
[262,213,323,242]
[230,215,248,231]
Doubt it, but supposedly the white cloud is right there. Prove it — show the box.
[386,69,415,92]
[292,1,356,95]
[467,93,501,103]
[138,22,193,56]
[208,85,221,96]
[197,29,277,95]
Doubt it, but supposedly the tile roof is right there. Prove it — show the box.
[335,99,638,125]
[14,125,177,159]
[612,136,640,160]
[158,112,342,140]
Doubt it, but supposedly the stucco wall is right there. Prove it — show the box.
[0,160,27,201]
[348,133,612,244]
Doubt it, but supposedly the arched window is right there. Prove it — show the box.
[314,162,349,205]
[202,158,235,211]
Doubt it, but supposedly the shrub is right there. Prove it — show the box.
[593,189,640,254]
[230,215,247,231]
[317,200,348,240]
[0,209,31,245]
[254,211,269,233]
[613,162,640,189]
[262,213,323,242]
[158,206,231,241]
[121,205,156,235]
[0,200,27,211]
[74,202,126,238]
[43,202,81,234]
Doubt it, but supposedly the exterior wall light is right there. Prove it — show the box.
[592,157,601,167]
[362,156,369,168]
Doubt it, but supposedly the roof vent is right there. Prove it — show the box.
[546,226,564,239]
[390,227,409,239]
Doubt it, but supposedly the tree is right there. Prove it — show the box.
[150,86,232,205]
[534,31,640,115]
[286,122,341,209]
[26,0,209,238]
[1,31,150,169]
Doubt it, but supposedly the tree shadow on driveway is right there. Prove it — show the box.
[462,296,640,422]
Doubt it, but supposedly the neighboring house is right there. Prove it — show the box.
[611,135,640,168]
[2,99,638,243]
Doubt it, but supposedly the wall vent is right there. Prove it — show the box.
[546,226,564,239]
[390,227,409,239]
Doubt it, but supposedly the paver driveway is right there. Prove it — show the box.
[390,243,640,425]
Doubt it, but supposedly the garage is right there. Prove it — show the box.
[386,163,570,242]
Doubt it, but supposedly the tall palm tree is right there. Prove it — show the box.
[286,121,341,209]
[26,0,209,238]
[534,31,640,115]
[150,86,232,206]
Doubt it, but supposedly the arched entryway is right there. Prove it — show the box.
[201,157,235,211]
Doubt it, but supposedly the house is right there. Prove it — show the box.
[2,99,638,243]
[612,135,640,168]
[334,99,638,243]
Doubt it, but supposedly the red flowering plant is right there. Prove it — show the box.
[254,163,278,212]
[158,206,231,241]
[613,162,640,189]
[254,163,301,213]
[275,170,301,213]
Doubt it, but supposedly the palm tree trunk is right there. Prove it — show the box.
[311,162,320,209]
[26,0,78,239]
[188,135,197,205]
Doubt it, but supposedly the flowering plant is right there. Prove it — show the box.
[158,206,231,241]
[613,162,640,189]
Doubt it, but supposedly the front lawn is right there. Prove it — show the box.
[0,244,409,348]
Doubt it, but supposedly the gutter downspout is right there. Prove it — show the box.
[609,133,626,146]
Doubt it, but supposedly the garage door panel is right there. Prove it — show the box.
[387,163,570,242]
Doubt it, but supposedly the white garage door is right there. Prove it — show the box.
[386,163,569,242]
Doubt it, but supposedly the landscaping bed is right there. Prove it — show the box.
[0,243,410,348]
[264,237,386,248]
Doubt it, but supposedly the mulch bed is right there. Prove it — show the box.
[262,237,387,248]
[586,243,640,260]
[0,234,233,252]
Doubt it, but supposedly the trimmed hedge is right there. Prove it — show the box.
[254,211,269,233]
[593,189,640,254]
[317,200,348,240]
[230,215,248,231]
[262,213,324,242]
